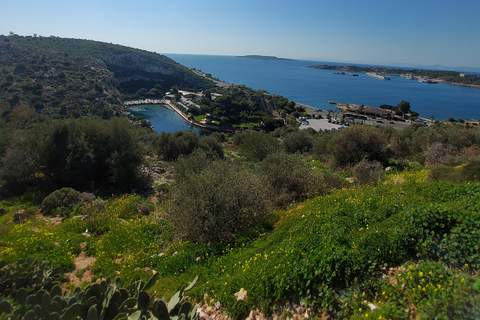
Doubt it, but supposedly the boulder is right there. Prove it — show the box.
[13,210,29,223]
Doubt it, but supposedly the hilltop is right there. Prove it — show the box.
[0,34,213,119]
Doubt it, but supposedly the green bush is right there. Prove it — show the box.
[0,117,146,194]
[259,152,324,205]
[85,194,143,236]
[233,130,281,162]
[282,129,314,154]
[167,160,270,242]
[197,135,224,159]
[327,126,391,167]
[173,149,212,181]
[157,130,199,161]
[41,187,80,216]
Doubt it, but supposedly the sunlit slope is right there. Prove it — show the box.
[154,170,480,317]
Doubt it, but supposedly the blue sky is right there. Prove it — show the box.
[1,0,479,68]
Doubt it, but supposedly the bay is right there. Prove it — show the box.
[128,104,203,134]
[166,54,480,121]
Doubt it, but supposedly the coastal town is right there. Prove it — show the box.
[126,89,436,133]
[310,64,480,88]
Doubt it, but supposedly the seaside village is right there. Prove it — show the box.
[127,87,480,133]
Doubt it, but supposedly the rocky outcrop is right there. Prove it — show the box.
[93,51,213,90]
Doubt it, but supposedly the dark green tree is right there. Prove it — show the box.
[397,100,411,119]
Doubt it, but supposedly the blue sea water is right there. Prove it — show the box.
[166,54,480,121]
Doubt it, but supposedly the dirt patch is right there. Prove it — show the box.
[65,251,96,288]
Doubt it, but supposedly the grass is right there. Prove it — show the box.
[1,169,480,318]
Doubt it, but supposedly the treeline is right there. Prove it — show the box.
[3,110,480,243]
[0,117,147,195]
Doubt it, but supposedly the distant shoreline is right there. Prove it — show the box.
[237,55,295,61]
[309,65,480,89]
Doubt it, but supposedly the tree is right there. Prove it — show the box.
[282,130,314,154]
[156,130,199,161]
[397,100,411,119]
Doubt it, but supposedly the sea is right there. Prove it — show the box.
[136,54,480,133]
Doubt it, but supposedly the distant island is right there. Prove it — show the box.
[238,55,295,61]
[309,65,480,88]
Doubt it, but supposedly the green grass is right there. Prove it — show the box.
[193,115,205,122]
[1,169,480,318]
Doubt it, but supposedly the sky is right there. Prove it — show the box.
[1,0,480,68]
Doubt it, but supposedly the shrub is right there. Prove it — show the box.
[167,160,270,242]
[173,149,212,181]
[197,135,224,159]
[424,142,453,165]
[259,152,323,205]
[85,194,143,235]
[352,160,384,185]
[233,130,281,162]
[157,130,199,161]
[327,126,391,167]
[41,187,80,216]
[282,130,314,154]
[312,131,334,159]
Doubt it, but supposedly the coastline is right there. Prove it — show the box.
[125,95,324,132]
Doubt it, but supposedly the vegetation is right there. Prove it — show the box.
[193,85,304,129]
[2,33,480,320]
[0,258,200,320]
[0,117,147,195]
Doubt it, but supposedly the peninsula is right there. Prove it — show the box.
[309,65,480,87]
[238,55,295,61]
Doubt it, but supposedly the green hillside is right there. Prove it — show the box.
[0,34,213,119]
[1,169,479,319]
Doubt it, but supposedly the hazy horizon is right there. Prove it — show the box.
[1,0,479,69]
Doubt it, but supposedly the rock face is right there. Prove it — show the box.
[92,50,212,91]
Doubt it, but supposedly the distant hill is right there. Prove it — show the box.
[0,34,213,119]
[237,55,295,61]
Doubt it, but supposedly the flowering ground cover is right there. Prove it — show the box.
[1,170,479,318]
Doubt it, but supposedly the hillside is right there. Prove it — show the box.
[0,34,213,119]
[1,169,479,319]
